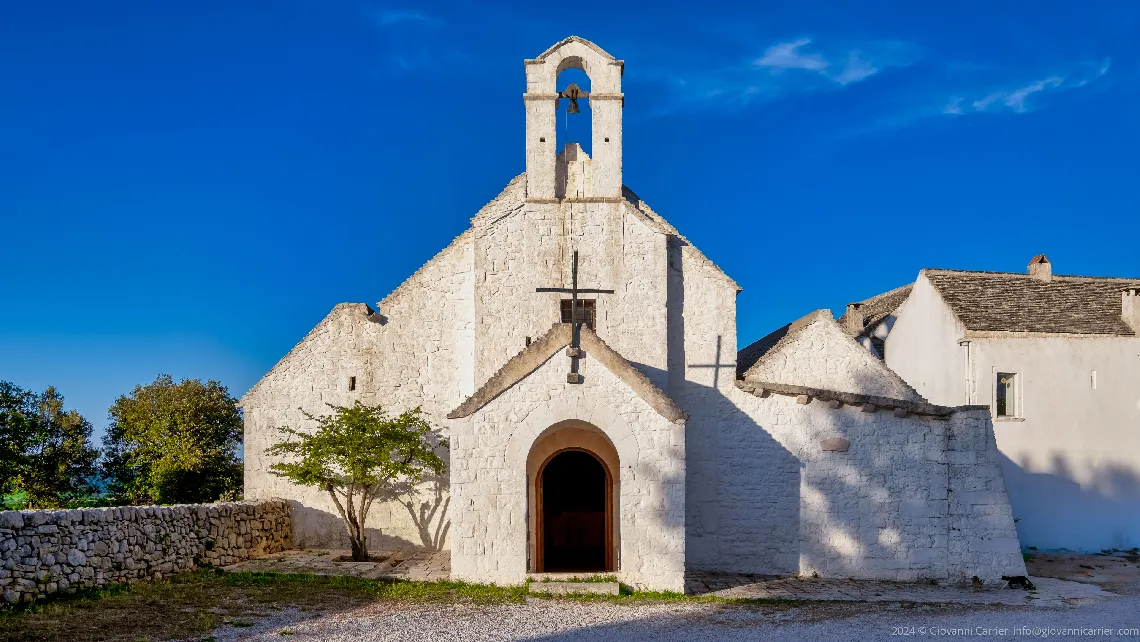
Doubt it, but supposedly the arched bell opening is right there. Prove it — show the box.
[555,65,592,158]
[526,421,619,573]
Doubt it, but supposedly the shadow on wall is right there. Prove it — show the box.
[792,366,948,580]
[290,480,451,553]
[396,475,451,551]
[667,237,802,576]
[284,424,452,553]
[1001,452,1140,552]
[289,502,420,552]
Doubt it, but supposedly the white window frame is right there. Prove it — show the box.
[992,367,1023,421]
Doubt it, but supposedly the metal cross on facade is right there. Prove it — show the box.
[688,335,735,389]
[536,250,614,383]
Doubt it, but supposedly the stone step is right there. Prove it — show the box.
[528,580,620,596]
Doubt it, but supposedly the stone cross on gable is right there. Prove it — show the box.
[536,250,614,383]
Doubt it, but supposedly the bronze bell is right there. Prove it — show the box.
[559,83,588,114]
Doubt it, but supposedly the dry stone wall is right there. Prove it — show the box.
[0,500,290,605]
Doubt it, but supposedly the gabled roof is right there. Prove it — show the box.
[922,269,1140,336]
[837,284,913,339]
[529,36,618,63]
[448,323,686,423]
[622,187,739,291]
[737,309,926,403]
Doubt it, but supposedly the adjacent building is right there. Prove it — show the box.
[842,256,1140,551]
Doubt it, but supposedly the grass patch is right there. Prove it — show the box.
[533,575,619,584]
[0,568,804,641]
[0,570,528,642]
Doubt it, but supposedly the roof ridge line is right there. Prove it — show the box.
[448,324,686,423]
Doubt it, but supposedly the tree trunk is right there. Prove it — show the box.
[350,532,368,561]
[326,485,369,562]
[350,498,368,561]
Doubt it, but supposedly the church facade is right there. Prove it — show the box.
[242,37,1026,592]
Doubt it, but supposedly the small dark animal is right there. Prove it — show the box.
[1002,575,1036,590]
[971,576,984,592]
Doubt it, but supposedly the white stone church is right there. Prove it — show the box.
[242,37,1026,592]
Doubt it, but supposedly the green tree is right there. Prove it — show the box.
[267,402,447,561]
[102,374,243,505]
[0,381,99,508]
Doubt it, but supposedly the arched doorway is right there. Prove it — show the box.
[527,421,619,573]
[538,449,611,572]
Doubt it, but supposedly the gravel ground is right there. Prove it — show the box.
[204,594,1140,641]
[201,554,1140,641]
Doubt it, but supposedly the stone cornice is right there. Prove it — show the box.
[523,93,624,101]
[448,323,686,423]
[525,196,624,204]
[963,330,1138,340]
[735,380,977,418]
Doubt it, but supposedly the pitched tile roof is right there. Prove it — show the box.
[923,269,1140,336]
[735,317,795,378]
[837,284,913,339]
[841,268,1140,338]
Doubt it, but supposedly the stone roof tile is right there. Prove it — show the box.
[925,269,1140,336]
[837,284,913,339]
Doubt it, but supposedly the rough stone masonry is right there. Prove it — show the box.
[0,500,291,604]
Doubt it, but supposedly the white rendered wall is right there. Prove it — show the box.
[723,390,1024,583]
[243,235,475,551]
[473,185,670,392]
[667,239,743,570]
[449,349,686,592]
[969,336,1140,551]
[885,274,968,406]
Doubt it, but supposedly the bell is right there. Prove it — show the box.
[559,83,587,115]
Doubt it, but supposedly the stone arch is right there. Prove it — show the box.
[504,398,641,473]
[526,36,622,94]
[526,420,621,572]
[556,55,587,78]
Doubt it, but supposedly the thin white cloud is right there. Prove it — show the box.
[947,59,1110,116]
[752,38,911,88]
[755,39,828,71]
[645,38,916,115]
[833,52,879,85]
[844,58,1113,137]
[971,76,1065,112]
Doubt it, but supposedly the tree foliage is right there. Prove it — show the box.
[102,374,243,505]
[267,402,447,561]
[0,381,99,508]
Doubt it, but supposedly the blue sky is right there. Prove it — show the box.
[2,1,1138,437]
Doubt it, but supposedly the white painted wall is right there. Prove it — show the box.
[884,273,968,407]
[970,336,1140,551]
[450,348,686,592]
[722,393,1023,584]
[714,313,1023,583]
[243,229,475,551]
